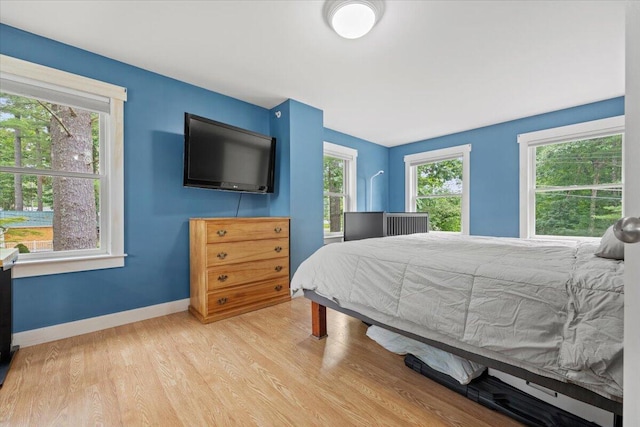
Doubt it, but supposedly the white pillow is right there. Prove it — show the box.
[366,325,486,384]
[595,225,624,260]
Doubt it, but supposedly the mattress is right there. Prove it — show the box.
[290,233,624,401]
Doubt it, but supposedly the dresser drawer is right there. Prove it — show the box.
[206,238,288,267]
[207,279,289,316]
[206,219,288,243]
[207,258,289,291]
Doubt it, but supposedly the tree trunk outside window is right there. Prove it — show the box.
[50,105,97,251]
[13,124,22,211]
[330,196,341,232]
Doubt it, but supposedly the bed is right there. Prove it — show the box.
[290,233,624,419]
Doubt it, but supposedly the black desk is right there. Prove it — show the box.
[0,248,19,388]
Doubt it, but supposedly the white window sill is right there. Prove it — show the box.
[323,233,344,245]
[12,253,127,278]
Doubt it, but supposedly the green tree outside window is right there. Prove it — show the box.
[415,158,463,232]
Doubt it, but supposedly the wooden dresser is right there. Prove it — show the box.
[189,217,291,323]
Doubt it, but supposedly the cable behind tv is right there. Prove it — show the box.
[235,192,243,217]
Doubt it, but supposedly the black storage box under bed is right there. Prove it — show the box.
[404,353,603,427]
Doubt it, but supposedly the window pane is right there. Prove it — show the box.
[0,92,100,174]
[535,135,622,189]
[416,158,462,196]
[416,196,461,232]
[535,189,622,237]
[323,195,344,233]
[324,156,344,194]
[1,173,101,252]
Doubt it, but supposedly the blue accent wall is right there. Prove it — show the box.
[323,129,389,212]
[1,24,275,332]
[389,98,625,237]
[289,101,324,272]
[270,100,325,273]
[269,101,291,218]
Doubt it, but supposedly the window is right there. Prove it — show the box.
[405,144,471,233]
[323,142,357,236]
[518,116,624,239]
[0,54,127,277]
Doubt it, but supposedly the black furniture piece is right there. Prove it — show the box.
[344,212,386,241]
[343,212,429,241]
[405,354,606,427]
[0,248,19,388]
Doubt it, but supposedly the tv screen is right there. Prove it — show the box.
[184,113,276,193]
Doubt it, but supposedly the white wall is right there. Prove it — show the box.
[624,2,640,425]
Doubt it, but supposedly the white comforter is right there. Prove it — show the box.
[291,233,624,400]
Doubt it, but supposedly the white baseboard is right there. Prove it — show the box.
[13,298,190,348]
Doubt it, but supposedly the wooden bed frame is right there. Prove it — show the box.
[305,290,623,422]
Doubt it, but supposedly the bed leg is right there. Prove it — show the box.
[311,301,327,339]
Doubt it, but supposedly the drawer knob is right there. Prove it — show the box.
[275,246,282,253]
[274,285,283,291]
[217,229,227,237]
[217,297,228,305]
[217,252,227,260]
[275,265,283,272]
[274,227,282,233]
[218,274,228,282]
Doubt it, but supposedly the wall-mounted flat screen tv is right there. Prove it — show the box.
[184,113,276,193]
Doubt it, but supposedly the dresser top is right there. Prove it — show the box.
[190,217,289,221]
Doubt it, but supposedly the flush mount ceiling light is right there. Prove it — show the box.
[324,0,384,39]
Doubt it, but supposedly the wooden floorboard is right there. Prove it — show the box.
[0,297,522,426]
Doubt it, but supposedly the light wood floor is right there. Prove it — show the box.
[0,297,522,426]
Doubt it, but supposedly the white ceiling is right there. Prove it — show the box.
[0,1,625,147]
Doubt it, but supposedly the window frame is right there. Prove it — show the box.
[518,115,625,240]
[404,144,471,234]
[0,54,127,278]
[323,141,357,237]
